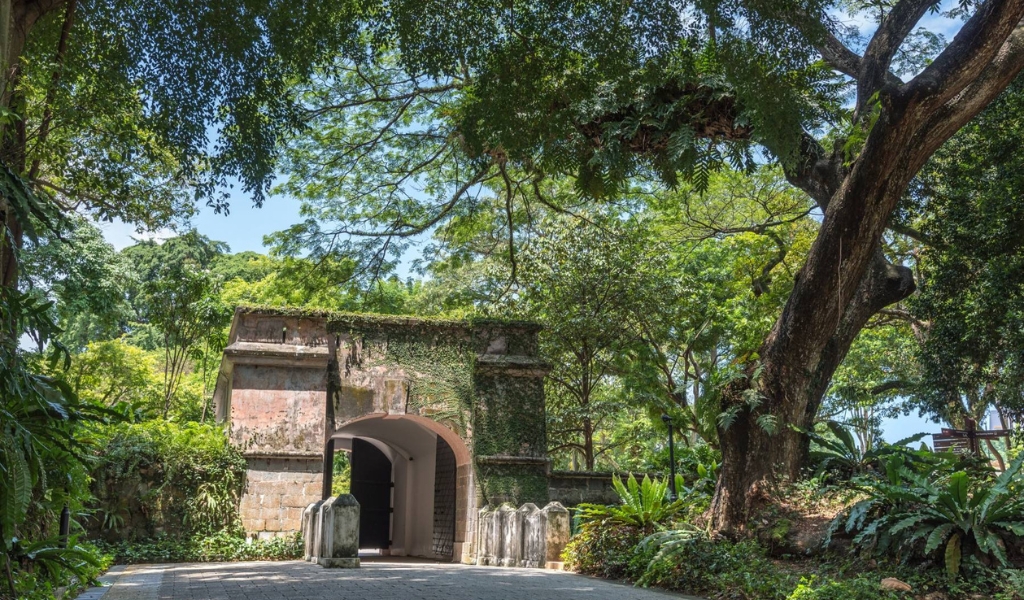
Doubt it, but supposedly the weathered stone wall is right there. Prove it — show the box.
[239,457,323,539]
[229,365,327,456]
[547,471,623,506]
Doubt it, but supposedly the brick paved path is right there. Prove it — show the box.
[81,559,700,600]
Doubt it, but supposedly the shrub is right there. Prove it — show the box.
[786,576,900,600]
[637,536,792,599]
[563,521,648,580]
[830,453,1024,576]
[96,531,303,564]
[996,570,1024,600]
[574,474,685,530]
[803,421,931,481]
[9,539,111,600]
[89,421,247,539]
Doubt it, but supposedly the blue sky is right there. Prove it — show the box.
[95,3,969,446]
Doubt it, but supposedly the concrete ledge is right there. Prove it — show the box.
[224,342,330,367]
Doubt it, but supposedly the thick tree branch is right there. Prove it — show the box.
[858,0,939,112]
[913,19,1024,158]
[888,221,937,246]
[869,379,915,395]
[904,0,1024,112]
[813,27,904,90]
[782,132,841,209]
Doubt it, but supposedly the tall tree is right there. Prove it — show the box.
[0,0,358,302]
[272,0,1024,529]
[513,216,674,470]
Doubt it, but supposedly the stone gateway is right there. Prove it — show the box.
[214,307,569,564]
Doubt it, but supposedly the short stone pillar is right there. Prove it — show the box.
[540,502,570,569]
[499,499,524,565]
[475,506,496,566]
[520,503,544,567]
[317,495,360,568]
[302,500,325,562]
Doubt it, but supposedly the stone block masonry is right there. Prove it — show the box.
[240,457,322,538]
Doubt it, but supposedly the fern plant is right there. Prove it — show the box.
[802,421,930,478]
[830,453,1024,577]
[575,474,686,530]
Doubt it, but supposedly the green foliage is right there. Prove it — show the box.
[90,421,247,539]
[20,216,134,349]
[511,213,676,470]
[636,537,791,599]
[0,287,118,598]
[902,77,1024,427]
[832,453,1024,577]
[562,522,648,581]
[996,570,1024,600]
[786,576,899,600]
[803,420,929,479]
[10,540,111,600]
[96,531,302,564]
[575,474,685,530]
[331,451,351,496]
[68,341,161,411]
[16,0,362,224]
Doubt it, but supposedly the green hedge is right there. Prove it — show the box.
[96,532,303,564]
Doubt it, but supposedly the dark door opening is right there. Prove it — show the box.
[432,436,456,560]
[350,438,392,549]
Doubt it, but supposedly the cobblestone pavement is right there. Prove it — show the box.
[84,559,700,600]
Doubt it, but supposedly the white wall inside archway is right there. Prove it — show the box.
[332,415,463,559]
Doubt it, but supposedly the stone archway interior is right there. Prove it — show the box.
[331,415,470,560]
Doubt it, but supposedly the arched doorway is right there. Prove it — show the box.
[326,414,472,561]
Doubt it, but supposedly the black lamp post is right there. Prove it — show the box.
[661,414,676,500]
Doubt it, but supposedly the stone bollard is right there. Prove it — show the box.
[500,503,526,567]
[540,502,570,570]
[490,504,514,566]
[516,504,541,568]
[475,506,495,566]
[302,500,325,562]
[473,501,570,570]
[520,499,544,565]
[317,495,361,568]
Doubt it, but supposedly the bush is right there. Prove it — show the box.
[637,537,792,599]
[830,453,1024,576]
[89,421,247,539]
[574,474,686,529]
[786,576,900,600]
[563,521,648,580]
[96,531,303,564]
[9,540,111,600]
[996,570,1024,600]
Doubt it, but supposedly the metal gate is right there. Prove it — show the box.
[350,438,392,549]
[432,436,456,559]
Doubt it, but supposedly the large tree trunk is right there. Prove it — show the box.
[0,0,69,293]
[711,0,1024,532]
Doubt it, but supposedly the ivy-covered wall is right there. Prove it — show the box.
[324,313,550,507]
[219,306,554,547]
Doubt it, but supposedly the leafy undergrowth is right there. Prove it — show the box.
[566,522,1024,599]
[563,468,1024,600]
[7,541,112,600]
[95,531,303,564]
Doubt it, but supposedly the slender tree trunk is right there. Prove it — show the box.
[583,416,594,470]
